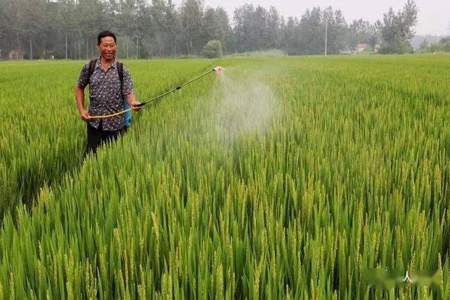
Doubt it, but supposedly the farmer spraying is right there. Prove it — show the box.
[75,30,141,155]
[75,31,224,154]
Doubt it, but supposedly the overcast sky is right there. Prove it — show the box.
[173,0,450,36]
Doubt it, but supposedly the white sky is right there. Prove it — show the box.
[173,0,450,36]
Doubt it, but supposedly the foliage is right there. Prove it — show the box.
[347,19,380,50]
[202,40,223,58]
[423,37,450,53]
[378,0,418,54]
[0,0,395,59]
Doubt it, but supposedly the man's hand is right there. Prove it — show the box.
[80,109,90,121]
[126,92,142,111]
[130,100,143,111]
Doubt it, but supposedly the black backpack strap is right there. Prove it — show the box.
[117,62,124,99]
[88,59,97,81]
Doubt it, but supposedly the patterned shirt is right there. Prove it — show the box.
[77,58,133,131]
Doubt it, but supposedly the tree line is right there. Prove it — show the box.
[419,37,450,53]
[0,0,419,59]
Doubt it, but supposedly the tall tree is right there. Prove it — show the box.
[54,0,78,59]
[215,7,232,53]
[76,0,108,59]
[266,6,282,49]
[163,0,181,56]
[0,0,11,58]
[298,7,323,55]
[0,0,422,59]
[180,0,204,55]
[16,0,47,59]
[203,7,230,51]
[233,4,254,52]
[117,0,139,57]
[281,16,301,55]
[347,19,372,49]
[379,0,418,53]
[233,4,281,52]
[149,0,168,56]
[322,7,347,54]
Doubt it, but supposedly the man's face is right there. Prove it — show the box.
[98,36,116,60]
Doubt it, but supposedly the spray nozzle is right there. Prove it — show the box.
[213,66,224,75]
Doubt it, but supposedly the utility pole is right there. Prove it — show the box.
[29,39,33,60]
[324,21,328,56]
[65,33,68,60]
[136,36,140,58]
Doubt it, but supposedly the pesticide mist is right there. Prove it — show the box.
[209,68,278,142]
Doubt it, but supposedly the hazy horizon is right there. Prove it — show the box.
[173,0,450,36]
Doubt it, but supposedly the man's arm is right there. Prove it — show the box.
[76,64,91,121]
[122,67,141,111]
[126,92,142,111]
[75,86,90,120]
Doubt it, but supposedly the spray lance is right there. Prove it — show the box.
[88,66,225,120]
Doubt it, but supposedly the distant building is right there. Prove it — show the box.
[9,49,24,60]
[355,43,370,53]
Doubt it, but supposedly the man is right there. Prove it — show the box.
[75,30,141,155]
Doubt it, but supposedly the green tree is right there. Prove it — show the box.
[180,0,204,55]
[281,17,301,55]
[233,4,255,52]
[149,0,169,57]
[440,37,450,52]
[298,7,323,54]
[16,0,48,59]
[428,37,450,53]
[0,0,11,58]
[203,7,231,52]
[233,4,281,53]
[322,7,347,54]
[379,0,417,53]
[266,6,282,49]
[55,0,78,59]
[348,19,371,49]
[419,39,429,52]
[75,0,109,59]
[202,39,222,58]
[164,0,181,56]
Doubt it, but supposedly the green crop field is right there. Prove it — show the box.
[0,55,449,298]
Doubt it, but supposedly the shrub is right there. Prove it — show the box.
[202,40,223,58]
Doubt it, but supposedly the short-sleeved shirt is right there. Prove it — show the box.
[77,58,133,131]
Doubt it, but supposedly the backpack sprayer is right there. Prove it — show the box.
[88,66,225,120]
